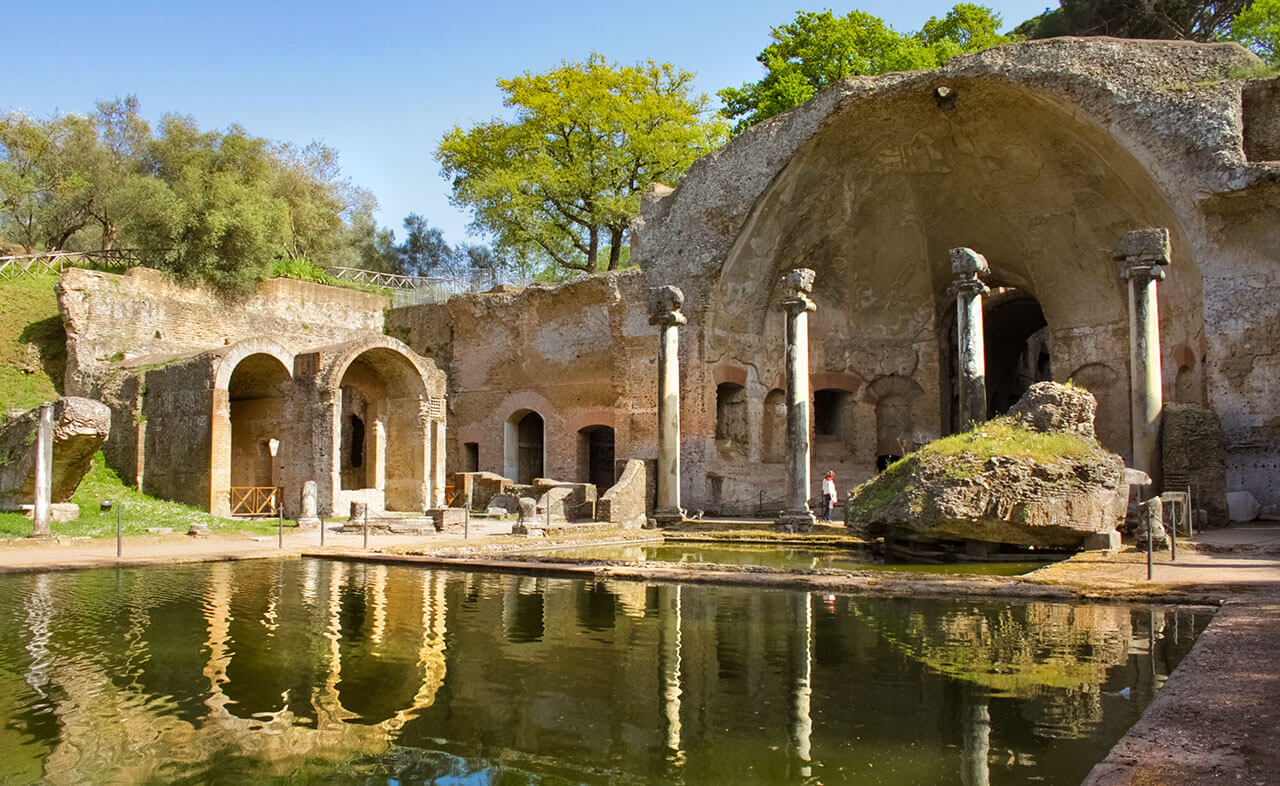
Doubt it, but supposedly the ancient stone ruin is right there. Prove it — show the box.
[48,39,1280,529]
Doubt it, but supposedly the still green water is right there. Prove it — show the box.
[0,559,1206,785]
[540,542,1044,576]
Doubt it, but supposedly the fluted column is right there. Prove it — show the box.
[649,286,686,527]
[1118,228,1170,490]
[949,248,991,429]
[776,269,817,532]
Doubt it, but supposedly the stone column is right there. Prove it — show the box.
[30,402,53,538]
[949,248,991,429]
[649,286,686,527]
[776,269,817,531]
[1117,229,1170,490]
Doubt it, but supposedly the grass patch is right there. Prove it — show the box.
[0,452,279,539]
[0,273,63,415]
[924,418,1096,465]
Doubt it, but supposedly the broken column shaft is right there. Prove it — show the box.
[1118,228,1171,489]
[649,286,686,527]
[776,268,817,532]
[949,248,991,429]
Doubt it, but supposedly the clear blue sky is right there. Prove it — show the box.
[6,0,1054,246]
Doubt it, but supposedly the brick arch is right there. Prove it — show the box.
[213,339,294,391]
[210,339,295,517]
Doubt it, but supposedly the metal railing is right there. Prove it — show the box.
[230,486,282,517]
[323,266,497,306]
[0,249,143,279]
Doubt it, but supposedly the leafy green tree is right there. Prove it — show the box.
[1232,0,1280,64]
[719,5,1012,132]
[271,140,376,266]
[396,213,455,276]
[438,53,727,277]
[0,111,97,252]
[122,116,291,294]
[1013,0,1248,42]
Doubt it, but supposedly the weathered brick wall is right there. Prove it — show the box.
[387,272,657,489]
[58,267,389,397]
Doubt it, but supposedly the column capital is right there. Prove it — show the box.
[948,275,989,298]
[776,267,817,315]
[1116,228,1170,281]
[648,285,687,327]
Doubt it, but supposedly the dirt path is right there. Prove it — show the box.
[2,521,1278,784]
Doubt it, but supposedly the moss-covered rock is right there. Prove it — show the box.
[846,384,1128,549]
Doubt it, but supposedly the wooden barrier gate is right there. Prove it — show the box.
[230,486,282,517]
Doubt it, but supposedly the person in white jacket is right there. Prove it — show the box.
[821,470,837,522]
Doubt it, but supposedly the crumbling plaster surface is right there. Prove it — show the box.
[629,37,1278,512]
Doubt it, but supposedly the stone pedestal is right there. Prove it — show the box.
[30,403,53,539]
[1117,229,1170,493]
[775,269,817,532]
[948,248,990,429]
[649,286,686,528]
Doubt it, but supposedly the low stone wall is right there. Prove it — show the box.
[597,459,648,529]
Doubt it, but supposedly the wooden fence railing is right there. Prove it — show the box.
[0,250,143,279]
[230,486,282,517]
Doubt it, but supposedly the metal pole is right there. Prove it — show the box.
[1169,498,1177,563]
[116,504,122,558]
[464,505,470,540]
[1152,501,1162,581]
[1187,485,1194,537]
[320,518,325,546]
[363,506,369,549]
[278,509,284,549]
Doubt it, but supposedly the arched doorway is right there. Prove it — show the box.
[577,425,615,491]
[227,353,291,516]
[337,347,429,512]
[984,290,1051,418]
[505,410,544,484]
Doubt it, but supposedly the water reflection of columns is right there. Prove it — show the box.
[790,592,813,774]
[202,563,234,719]
[960,686,990,786]
[23,573,54,696]
[658,585,684,764]
[370,564,387,645]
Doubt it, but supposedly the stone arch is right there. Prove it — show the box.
[311,336,443,516]
[706,75,1204,468]
[982,289,1052,419]
[210,339,295,517]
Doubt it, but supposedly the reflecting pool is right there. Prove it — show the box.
[0,559,1207,784]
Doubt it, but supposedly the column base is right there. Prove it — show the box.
[297,516,322,529]
[652,507,684,528]
[775,509,815,533]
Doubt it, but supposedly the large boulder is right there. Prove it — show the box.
[0,397,111,510]
[1007,381,1097,436]
[847,383,1128,549]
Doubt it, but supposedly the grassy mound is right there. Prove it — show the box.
[0,272,64,414]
